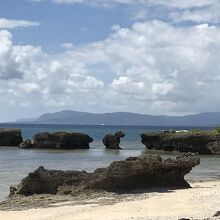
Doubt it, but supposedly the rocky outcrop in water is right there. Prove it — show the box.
[19,132,93,149]
[19,139,32,149]
[0,128,23,146]
[10,153,200,196]
[141,130,220,155]
[102,131,125,149]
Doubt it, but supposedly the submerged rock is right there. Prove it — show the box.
[141,130,220,155]
[19,132,93,149]
[102,131,125,149]
[10,153,200,196]
[0,128,23,147]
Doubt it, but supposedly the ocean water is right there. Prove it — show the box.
[0,123,219,202]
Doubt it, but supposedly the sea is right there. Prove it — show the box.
[0,123,220,202]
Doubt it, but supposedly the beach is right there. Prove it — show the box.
[0,181,220,220]
[0,124,220,219]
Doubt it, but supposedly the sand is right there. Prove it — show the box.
[0,181,220,220]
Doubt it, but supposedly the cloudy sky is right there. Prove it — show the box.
[1,0,220,121]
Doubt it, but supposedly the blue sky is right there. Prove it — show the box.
[0,0,133,51]
[1,0,220,121]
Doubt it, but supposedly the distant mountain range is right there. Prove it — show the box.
[15,110,220,127]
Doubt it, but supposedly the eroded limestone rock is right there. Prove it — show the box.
[102,131,125,149]
[10,153,200,196]
[141,130,220,155]
[19,132,93,149]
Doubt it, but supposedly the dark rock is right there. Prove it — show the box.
[213,211,220,217]
[141,130,220,155]
[10,153,200,196]
[0,128,23,146]
[11,166,88,196]
[102,131,125,149]
[9,186,17,195]
[19,139,32,149]
[19,132,93,149]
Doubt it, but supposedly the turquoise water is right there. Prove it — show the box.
[0,124,219,202]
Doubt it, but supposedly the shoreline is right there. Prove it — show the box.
[0,180,220,220]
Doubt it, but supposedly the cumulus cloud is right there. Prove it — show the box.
[0,30,23,79]
[0,18,40,29]
[2,20,220,119]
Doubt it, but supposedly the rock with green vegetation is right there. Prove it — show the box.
[0,128,23,146]
[9,153,200,196]
[141,130,220,155]
[20,131,93,149]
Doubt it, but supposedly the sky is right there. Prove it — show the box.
[1,0,220,121]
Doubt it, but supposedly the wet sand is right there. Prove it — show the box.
[0,181,220,220]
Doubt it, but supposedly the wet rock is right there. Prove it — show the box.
[10,153,200,196]
[213,211,220,217]
[19,139,32,149]
[0,128,23,147]
[9,186,17,195]
[19,132,93,149]
[102,131,125,149]
[141,130,220,155]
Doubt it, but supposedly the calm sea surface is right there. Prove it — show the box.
[0,123,219,202]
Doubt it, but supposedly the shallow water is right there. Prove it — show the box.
[0,124,219,202]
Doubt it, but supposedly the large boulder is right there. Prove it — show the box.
[102,131,125,149]
[10,153,200,196]
[19,132,93,149]
[0,128,23,146]
[141,130,220,155]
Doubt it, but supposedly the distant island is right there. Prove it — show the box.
[13,110,220,127]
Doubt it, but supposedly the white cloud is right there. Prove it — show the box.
[30,0,218,8]
[60,43,75,49]
[2,19,220,120]
[0,30,22,79]
[29,0,220,23]
[170,4,220,23]
[152,82,175,96]
[0,18,40,29]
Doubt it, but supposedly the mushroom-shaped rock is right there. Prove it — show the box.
[102,131,125,149]
[0,128,23,147]
[30,132,93,149]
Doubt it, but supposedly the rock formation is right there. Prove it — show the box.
[19,132,93,149]
[102,131,125,149]
[141,130,220,155]
[19,139,32,149]
[0,128,23,146]
[10,153,200,196]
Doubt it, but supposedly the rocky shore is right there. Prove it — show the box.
[141,130,220,155]
[9,153,199,197]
